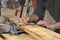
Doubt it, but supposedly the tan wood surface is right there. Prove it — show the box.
[0,34,37,40]
[2,14,60,40]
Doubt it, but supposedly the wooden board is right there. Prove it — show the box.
[2,14,60,40]
[0,34,37,40]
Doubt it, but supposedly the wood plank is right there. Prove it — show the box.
[1,34,37,40]
[2,14,60,40]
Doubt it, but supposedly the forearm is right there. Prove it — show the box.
[52,22,60,28]
[54,22,60,27]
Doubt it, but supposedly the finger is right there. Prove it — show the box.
[36,21,45,25]
[22,18,28,24]
[26,17,30,21]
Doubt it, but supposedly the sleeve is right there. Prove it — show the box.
[34,0,45,20]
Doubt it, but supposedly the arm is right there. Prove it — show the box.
[36,20,60,29]
[51,22,60,29]
[28,0,45,23]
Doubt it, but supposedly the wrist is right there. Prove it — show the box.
[51,23,60,29]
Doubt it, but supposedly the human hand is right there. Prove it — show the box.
[20,17,30,24]
[36,20,55,29]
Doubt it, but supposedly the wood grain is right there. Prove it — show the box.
[2,14,60,40]
[1,34,37,40]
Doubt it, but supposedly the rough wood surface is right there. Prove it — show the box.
[0,34,37,40]
[2,14,60,40]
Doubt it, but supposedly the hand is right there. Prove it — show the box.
[36,20,55,29]
[20,17,30,24]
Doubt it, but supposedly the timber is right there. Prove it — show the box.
[2,14,60,40]
[1,34,37,40]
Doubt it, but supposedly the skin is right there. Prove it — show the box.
[22,14,60,29]
[36,20,60,29]
[29,14,60,29]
